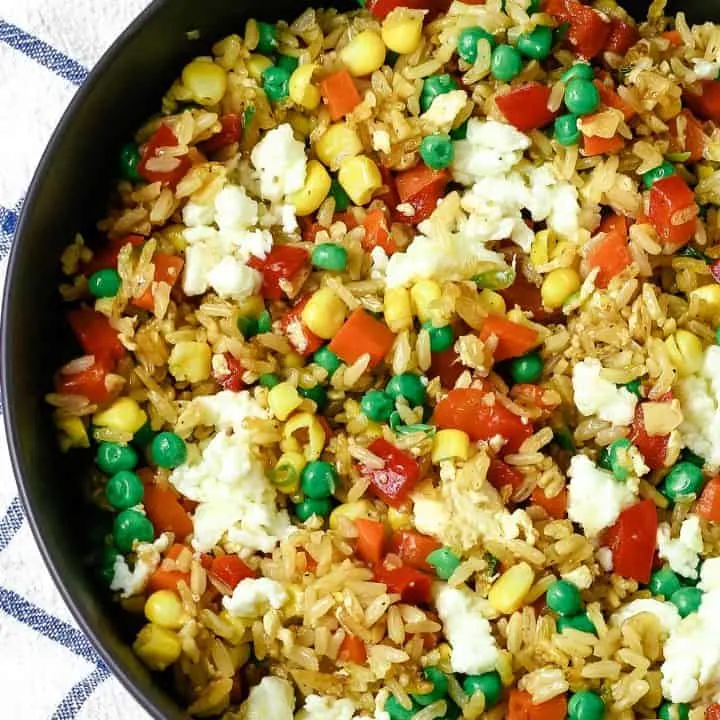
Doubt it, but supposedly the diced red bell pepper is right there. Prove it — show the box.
[134,254,184,311]
[320,69,362,121]
[531,486,568,519]
[209,555,256,591]
[338,633,367,664]
[429,346,466,389]
[281,297,324,356]
[435,388,533,453]
[478,316,539,362]
[374,561,432,604]
[389,530,441,572]
[362,209,396,255]
[629,403,670,470]
[696,476,720,522]
[85,234,145,274]
[367,0,435,20]
[508,690,568,720]
[55,357,114,405]
[587,213,632,288]
[147,569,191,593]
[648,174,698,250]
[594,80,636,121]
[328,308,395,368]
[488,458,525,494]
[669,110,705,163]
[68,308,125,365]
[199,114,242,154]
[662,30,682,47]
[213,352,245,392]
[500,274,560,324]
[602,499,658,583]
[545,0,611,59]
[142,484,194,540]
[138,124,192,188]
[684,80,720,124]
[605,18,639,55]
[394,166,450,225]
[495,84,557,132]
[355,518,386,565]
[582,130,625,157]
[706,704,720,720]
[248,245,310,300]
[362,438,421,507]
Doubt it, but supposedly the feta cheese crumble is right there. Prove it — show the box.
[110,533,171,598]
[657,515,704,579]
[223,577,288,618]
[239,676,295,720]
[250,123,307,202]
[567,454,639,537]
[572,358,637,426]
[296,695,357,720]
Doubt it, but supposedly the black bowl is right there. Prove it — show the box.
[2,0,718,716]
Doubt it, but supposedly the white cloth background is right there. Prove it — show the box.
[0,1,156,717]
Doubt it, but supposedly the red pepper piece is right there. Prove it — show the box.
[248,245,310,300]
[362,208,397,255]
[84,234,145,275]
[138,124,192,188]
[147,569,191,593]
[684,80,720,124]
[374,561,433,604]
[648,174,698,250]
[213,352,245,392]
[605,18,639,55]
[508,689,567,720]
[394,166,450,225]
[362,438,421,507]
[565,1,612,58]
[629,403,670,470]
[586,214,632,288]
[696,477,720,522]
[134,254,184,311]
[55,357,114,404]
[142,484,194,540]
[209,555,256,591]
[478,315,539,362]
[199,114,242,154]
[488,458,525,494]
[495,83,557,132]
[367,0,435,19]
[338,634,367,664]
[355,518,386,565]
[706,704,720,720]
[531,486,568,519]
[428,346,467,390]
[668,110,705,163]
[328,308,395,368]
[500,273,560,324]
[389,530,441,572]
[594,79,636,121]
[320,69,362,121]
[68,308,125,365]
[281,297,324,356]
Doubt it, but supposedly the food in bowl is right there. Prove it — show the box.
[46,0,720,716]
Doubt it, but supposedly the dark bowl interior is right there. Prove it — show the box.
[2,0,719,716]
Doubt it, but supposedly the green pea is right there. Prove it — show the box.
[99,545,121,585]
[133,421,155,448]
[96,442,138,474]
[546,579,583,616]
[313,346,341,377]
[412,667,449,706]
[386,373,426,407]
[554,113,580,146]
[113,509,154,553]
[422,321,454,353]
[262,65,290,102]
[312,243,348,271]
[568,690,605,720]
[662,461,705,502]
[473,266,515,290]
[384,696,420,720]
[623,378,642,397]
[330,177,351,211]
[105,470,144,510]
[643,160,675,189]
[276,54,299,73]
[420,74,458,113]
[658,702,690,720]
[119,142,142,182]
[649,567,682,599]
[360,390,394,422]
[597,446,612,471]
[716,326,720,346]
[509,352,544,384]
[457,26,496,64]
[426,547,461,580]
[243,105,256,128]
[491,44,523,82]
[88,268,121,298]
[450,120,468,140]
[564,78,600,115]
[237,314,259,339]
[256,21,278,55]
[259,372,280,388]
[420,134,454,170]
[517,25,554,60]
[670,586,703,617]
[463,670,502,707]
[607,438,633,481]
[255,309,272,334]
[527,0,541,12]
[553,426,575,452]
[300,461,338,499]
[295,497,331,522]
[150,431,187,469]
[680,448,705,468]
[556,612,596,634]
[299,384,327,409]
[561,63,594,84]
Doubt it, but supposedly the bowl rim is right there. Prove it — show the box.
[0,1,173,716]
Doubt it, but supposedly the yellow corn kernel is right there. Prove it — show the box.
[665,329,704,377]
[551,239,574,260]
[280,436,302,454]
[541,267,581,309]
[387,507,413,531]
[478,289,506,316]
[271,451,306,494]
[410,280,442,323]
[338,155,383,206]
[329,500,373,530]
[217,611,247,645]
[288,63,321,110]
[283,411,327,461]
[168,341,212,383]
[56,416,90,451]
[432,429,470,464]
[689,284,720,320]
[144,590,185,630]
[235,294,265,318]
[339,29,386,77]
[381,8,425,54]
[488,562,535,615]
[268,382,303,421]
[133,624,182,671]
[384,287,413,332]
[301,287,348,338]
[287,110,314,138]
[246,53,273,81]
[314,123,363,171]
[530,229,556,267]
[181,59,227,106]
[93,397,147,435]
[698,164,714,181]
[282,351,304,369]
[288,160,332,216]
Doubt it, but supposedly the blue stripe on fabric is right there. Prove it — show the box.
[52,665,110,720]
[0,497,24,552]
[0,586,105,666]
[0,20,88,86]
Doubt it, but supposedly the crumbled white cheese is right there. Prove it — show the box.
[240,676,295,720]
[596,547,614,572]
[657,515,704,580]
[677,345,720,468]
[611,599,681,634]
[296,695,357,720]
[170,391,291,553]
[561,566,594,590]
[110,534,171,598]
[421,90,468,131]
[572,358,637,426]
[371,129,392,154]
[435,584,499,675]
[370,246,389,280]
[693,59,720,80]
[700,558,720,592]
[250,123,307,202]
[567,454,639,537]
[223,577,288,618]
[205,255,261,299]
